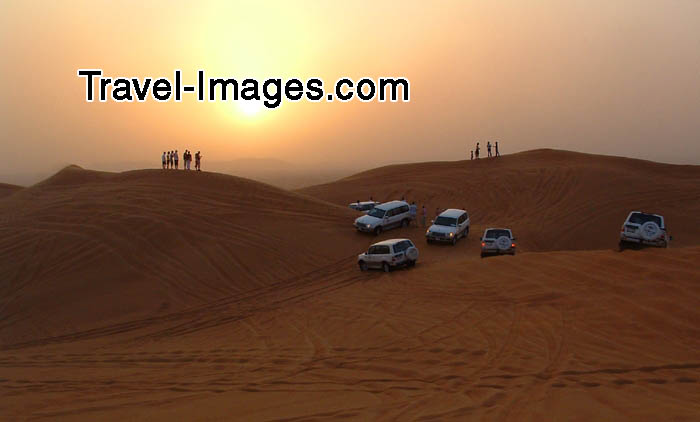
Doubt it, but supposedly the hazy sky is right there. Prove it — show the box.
[1,0,699,179]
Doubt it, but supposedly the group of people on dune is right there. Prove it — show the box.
[162,150,202,171]
[470,141,500,160]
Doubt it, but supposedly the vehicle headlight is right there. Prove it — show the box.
[426,230,430,235]
[366,224,371,228]
[449,232,454,237]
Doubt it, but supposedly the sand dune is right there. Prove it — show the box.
[0,182,22,199]
[0,166,369,345]
[1,151,699,420]
[300,149,700,251]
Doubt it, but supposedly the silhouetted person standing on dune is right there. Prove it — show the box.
[174,150,179,169]
[475,143,480,159]
[495,141,500,157]
[470,150,473,160]
[487,141,492,158]
[195,151,202,171]
[162,152,166,169]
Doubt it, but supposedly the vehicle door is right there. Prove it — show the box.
[392,241,407,264]
[385,207,398,228]
[366,246,380,268]
[390,205,406,227]
[375,245,392,267]
[456,213,466,236]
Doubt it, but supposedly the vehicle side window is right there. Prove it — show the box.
[458,214,465,224]
[394,241,410,253]
[401,205,409,213]
[377,245,390,254]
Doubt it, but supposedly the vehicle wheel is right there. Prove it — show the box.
[480,252,485,258]
[382,262,391,273]
[401,219,409,228]
[374,226,383,236]
[618,241,626,252]
[510,251,516,256]
[358,261,368,271]
[451,237,457,246]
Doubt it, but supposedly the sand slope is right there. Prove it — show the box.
[0,166,368,345]
[1,247,698,420]
[300,149,700,251]
[1,152,699,420]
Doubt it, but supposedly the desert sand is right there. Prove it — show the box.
[1,150,699,420]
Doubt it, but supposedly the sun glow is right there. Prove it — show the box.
[237,99,264,117]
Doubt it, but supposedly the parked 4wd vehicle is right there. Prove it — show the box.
[480,228,516,257]
[358,239,419,272]
[426,209,470,245]
[619,211,670,250]
[349,200,380,213]
[354,200,412,235]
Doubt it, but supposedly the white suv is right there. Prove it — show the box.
[480,228,516,257]
[619,211,670,250]
[358,238,419,272]
[354,200,412,235]
[426,209,470,245]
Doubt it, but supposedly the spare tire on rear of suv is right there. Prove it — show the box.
[496,236,511,251]
[405,246,419,261]
[640,221,661,241]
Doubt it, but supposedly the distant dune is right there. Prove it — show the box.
[300,149,700,251]
[1,150,699,420]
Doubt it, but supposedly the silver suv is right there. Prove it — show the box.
[349,200,380,213]
[480,228,516,257]
[358,238,419,272]
[426,209,470,245]
[354,200,412,235]
[619,211,670,250]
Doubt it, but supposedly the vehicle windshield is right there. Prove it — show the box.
[628,212,662,226]
[434,216,457,227]
[367,208,386,218]
[485,229,510,239]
